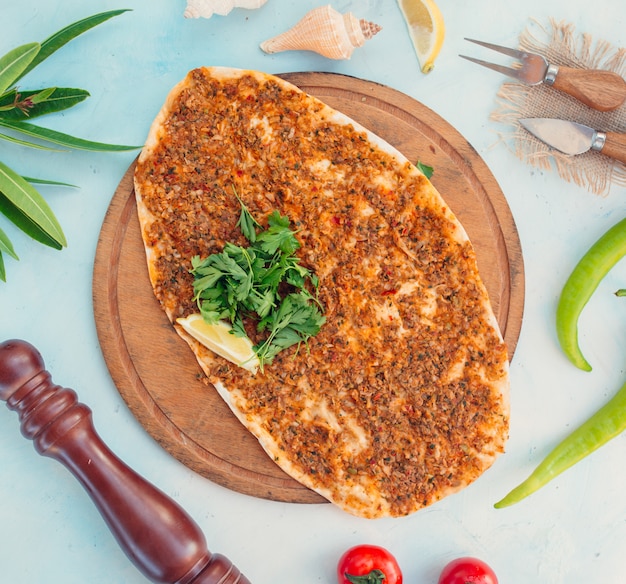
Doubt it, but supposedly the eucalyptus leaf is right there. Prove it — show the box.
[0,119,138,151]
[0,251,5,282]
[0,191,64,249]
[16,10,131,82]
[0,87,90,120]
[0,160,66,247]
[0,42,40,95]
[0,130,62,150]
[0,224,18,259]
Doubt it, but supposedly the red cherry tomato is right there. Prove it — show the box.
[337,544,403,584]
[438,557,498,584]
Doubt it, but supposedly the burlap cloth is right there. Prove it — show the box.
[492,19,626,195]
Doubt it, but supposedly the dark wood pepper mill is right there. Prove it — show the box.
[0,339,251,584]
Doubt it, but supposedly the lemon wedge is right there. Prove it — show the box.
[397,0,445,73]
[176,314,259,374]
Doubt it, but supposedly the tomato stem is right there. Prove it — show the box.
[345,569,387,584]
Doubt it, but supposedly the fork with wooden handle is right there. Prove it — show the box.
[460,38,626,112]
[0,339,251,584]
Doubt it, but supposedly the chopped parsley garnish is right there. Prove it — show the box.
[190,190,325,371]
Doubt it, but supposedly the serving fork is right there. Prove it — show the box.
[460,38,626,112]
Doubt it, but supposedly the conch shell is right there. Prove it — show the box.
[184,0,267,19]
[260,5,381,60]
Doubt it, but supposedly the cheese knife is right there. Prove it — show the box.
[519,118,626,164]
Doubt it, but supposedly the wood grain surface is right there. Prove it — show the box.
[93,72,525,504]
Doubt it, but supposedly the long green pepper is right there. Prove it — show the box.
[496,215,626,507]
[556,216,626,371]
[495,374,626,507]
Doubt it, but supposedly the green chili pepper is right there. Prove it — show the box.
[495,373,626,507]
[556,216,626,371]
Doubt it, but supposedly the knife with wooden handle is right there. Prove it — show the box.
[520,118,626,165]
[0,339,251,584]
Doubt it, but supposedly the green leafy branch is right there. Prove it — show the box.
[0,9,138,282]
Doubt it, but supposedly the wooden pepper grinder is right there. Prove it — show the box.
[0,339,251,584]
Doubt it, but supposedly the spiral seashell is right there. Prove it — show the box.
[260,4,382,60]
[184,0,268,19]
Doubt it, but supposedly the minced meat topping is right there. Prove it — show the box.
[134,67,509,518]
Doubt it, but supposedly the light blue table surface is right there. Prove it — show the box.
[2,1,626,583]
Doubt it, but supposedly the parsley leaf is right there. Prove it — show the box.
[416,160,434,179]
[256,211,300,255]
[190,192,325,371]
[233,186,261,242]
[255,294,325,364]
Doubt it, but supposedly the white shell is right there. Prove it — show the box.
[260,4,381,60]
[184,0,267,19]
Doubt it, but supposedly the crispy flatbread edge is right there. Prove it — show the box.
[134,66,511,518]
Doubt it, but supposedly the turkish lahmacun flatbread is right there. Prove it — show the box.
[134,67,510,518]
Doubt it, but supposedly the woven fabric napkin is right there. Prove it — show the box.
[492,19,626,195]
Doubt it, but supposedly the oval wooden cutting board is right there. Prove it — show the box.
[93,72,524,505]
